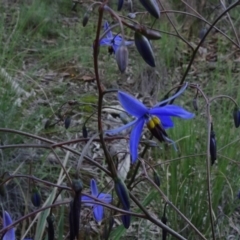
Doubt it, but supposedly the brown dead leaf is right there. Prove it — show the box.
[81,75,95,81]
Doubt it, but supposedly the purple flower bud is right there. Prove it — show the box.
[64,117,71,129]
[233,107,240,128]
[139,28,161,40]
[139,0,160,19]
[192,98,198,111]
[115,43,129,73]
[114,178,130,210]
[47,215,55,240]
[44,119,51,129]
[118,0,124,11]
[82,12,90,27]
[210,129,217,165]
[134,32,155,67]
[199,27,207,40]
[82,125,88,138]
[31,188,41,207]
[121,214,131,229]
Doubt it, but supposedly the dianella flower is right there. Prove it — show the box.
[99,21,133,54]
[3,211,15,240]
[81,179,112,222]
[106,84,194,163]
[2,211,32,240]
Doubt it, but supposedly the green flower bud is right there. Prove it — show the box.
[139,0,160,19]
[72,179,83,193]
[153,171,160,187]
[134,32,155,67]
[116,43,129,73]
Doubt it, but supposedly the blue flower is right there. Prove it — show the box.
[81,179,112,222]
[106,86,194,163]
[2,211,32,240]
[99,21,133,54]
[3,211,15,240]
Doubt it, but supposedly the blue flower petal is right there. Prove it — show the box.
[91,179,98,197]
[99,38,112,46]
[130,118,145,163]
[118,91,147,117]
[93,205,104,222]
[98,193,112,203]
[150,105,194,119]
[3,211,15,240]
[106,119,137,135]
[155,82,188,107]
[104,21,113,39]
[81,196,94,206]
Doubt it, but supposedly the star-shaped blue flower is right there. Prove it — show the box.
[81,179,112,222]
[107,87,194,163]
[2,211,32,240]
[99,21,133,53]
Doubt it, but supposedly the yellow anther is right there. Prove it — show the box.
[147,116,161,130]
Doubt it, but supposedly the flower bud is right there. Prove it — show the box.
[116,43,129,73]
[192,98,198,111]
[134,32,155,67]
[139,0,160,19]
[210,129,217,165]
[233,107,240,128]
[47,215,55,240]
[114,178,130,210]
[121,214,131,229]
[118,0,124,11]
[82,125,88,138]
[64,117,71,129]
[0,180,6,197]
[82,11,90,27]
[153,171,160,187]
[31,188,41,207]
[161,215,168,240]
[199,27,207,40]
[72,179,83,193]
[44,119,51,129]
[138,28,161,40]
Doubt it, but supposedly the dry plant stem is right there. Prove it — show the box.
[209,94,238,106]
[158,0,193,51]
[93,4,117,176]
[129,193,187,240]
[0,199,144,239]
[161,10,240,48]
[141,161,207,240]
[206,102,215,240]
[0,128,111,176]
[1,174,71,191]
[220,0,240,46]
[51,136,128,147]
[170,0,240,104]
[51,148,72,185]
